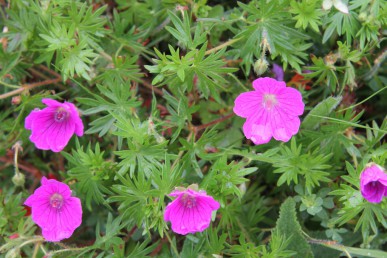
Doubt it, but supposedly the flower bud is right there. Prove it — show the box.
[12,173,25,187]
[11,96,21,105]
[9,233,19,239]
[358,12,367,21]
[254,58,269,75]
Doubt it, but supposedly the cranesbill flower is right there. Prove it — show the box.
[360,164,387,203]
[24,177,82,242]
[233,77,304,145]
[25,98,84,152]
[164,187,220,235]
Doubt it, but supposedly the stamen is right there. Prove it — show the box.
[262,94,278,110]
[54,108,69,122]
[181,194,197,208]
[50,193,64,209]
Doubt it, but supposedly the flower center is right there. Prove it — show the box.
[181,194,197,209]
[262,94,278,110]
[54,108,69,122]
[50,193,64,209]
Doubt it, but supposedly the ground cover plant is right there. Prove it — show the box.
[0,0,386,257]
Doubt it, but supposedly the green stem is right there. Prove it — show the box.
[13,142,22,176]
[19,237,44,248]
[40,245,47,255]
[164,230,180,258]
[0,80,20,89]
[205,38,240,55]
[115,44,124,59]
[228,73,250,91]
[308,114,387,134]
[236,217,254,243]
[194,113,234,132]
[171,132,193,170]
[32,242,40,258]
[48,247,85,256]
[338,86,387,112]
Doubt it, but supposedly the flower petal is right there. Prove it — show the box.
[23,178,82,242]
[198,195,220,210]
[271,114,301,142]
[60,198,82,231]
[47,119,76,152]
[277,87,305,116]
[42,98,62,107]
[252,77,286,94]
[25,100,83,152]
[360,165,387,188]
[164,189,219,235]
[362,182,385,203]
[170,202,188,235]
[243,111,273,145]
[234,91,263,118]
[65,102,84,137]
[29,109,75,152]
[25,109,40,130]
[42,227,73,242]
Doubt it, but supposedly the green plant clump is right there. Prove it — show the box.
[0,0,386,257]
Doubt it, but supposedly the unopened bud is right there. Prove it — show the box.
[9,233,19,239]
[254,58,269,75]
[12,173,25,187]
[324,53,337,65]
[358,12,367,21]
[11,96,21,105]
[147,118,165,143]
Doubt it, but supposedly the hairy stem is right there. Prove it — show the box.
[194,113,234,132]
[0,77,62,100]
[205,38,240,55]
[164,230,180,258]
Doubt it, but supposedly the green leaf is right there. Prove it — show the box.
[166,10,206,50]
[63,142,114,211]
[274,198,314,258]
[322,11,360,45]
[309,237,387,258]
[235,1,311,73]
[302,96,342,130]
[290,0,323,32]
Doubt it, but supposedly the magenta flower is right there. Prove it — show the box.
[24,177,82,242]
[25,98,84,152]
[233,77,304,145]
[360,164,387,203]
[164,188,220,235]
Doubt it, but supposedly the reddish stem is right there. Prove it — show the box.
[0,77,63,100]
[194,113,235,133]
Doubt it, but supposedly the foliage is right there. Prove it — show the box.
[0,0,386,257]
[274,198,313,257]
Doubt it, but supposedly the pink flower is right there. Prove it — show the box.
[360,164,387,203]
[233,77,304,145]
[164,188,220,235]
[24,177,82,242]
[25,98,84,152]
